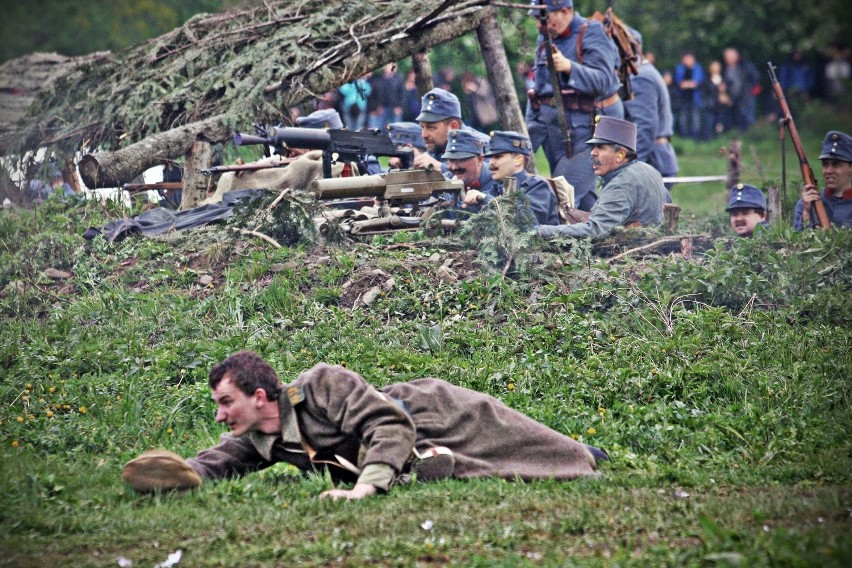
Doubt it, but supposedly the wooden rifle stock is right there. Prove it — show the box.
[767,62,830,229]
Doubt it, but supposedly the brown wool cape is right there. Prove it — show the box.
[188,364,597,491]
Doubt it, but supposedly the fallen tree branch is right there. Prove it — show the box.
[238,228,282,249]
[606,235,708,263]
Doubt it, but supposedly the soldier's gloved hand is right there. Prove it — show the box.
[121,449,202,493]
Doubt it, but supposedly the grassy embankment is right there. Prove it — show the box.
[0,108,849,567]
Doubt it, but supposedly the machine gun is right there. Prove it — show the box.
[234,125,414,179]
[311,169,464,235]
[310,168,462,208]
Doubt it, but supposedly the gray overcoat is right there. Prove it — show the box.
[188,364,597,491]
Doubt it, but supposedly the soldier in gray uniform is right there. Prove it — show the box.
[623,29,679,190]
[525,0,623,211]
[122,351,606,499]
[538,117,667,238]
[479,131,559,226]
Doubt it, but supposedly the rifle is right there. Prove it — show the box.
[234,125,414,179]
[201,157,296,175]
[310,168,463,208]
[590,7,640,101]
[518,3,574,158]
[121,182,183,193]
[767,62,830,229]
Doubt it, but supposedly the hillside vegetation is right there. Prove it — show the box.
[1,119,850,565]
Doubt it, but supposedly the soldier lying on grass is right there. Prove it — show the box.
[123,350,608,500]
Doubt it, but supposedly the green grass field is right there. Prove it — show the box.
[0,105,850,567]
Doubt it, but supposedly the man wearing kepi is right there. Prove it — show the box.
[122,351,606,499]
[794,130,852,229]
[470,130,559,226]
[415,88,488,175]
[526,0,622,212]
[538,117,667,238]
[442,129,499,213]
[727,183,769,238]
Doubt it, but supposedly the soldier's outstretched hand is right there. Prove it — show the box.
[320,483,378,500]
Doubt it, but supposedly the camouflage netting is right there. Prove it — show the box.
[0,0,491,162]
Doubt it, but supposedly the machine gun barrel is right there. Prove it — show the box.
[310,168,462,204]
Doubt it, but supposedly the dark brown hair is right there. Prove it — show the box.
[208,350,283,401]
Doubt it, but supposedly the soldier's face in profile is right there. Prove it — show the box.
[590,144,620,177]
[821,159,852,194]
[448,155,483,186]
[420,120,456,153]
[488,152,520,181]
[729,208,766,237]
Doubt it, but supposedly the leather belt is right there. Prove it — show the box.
[595,93,621,110]
[537,91,619,113]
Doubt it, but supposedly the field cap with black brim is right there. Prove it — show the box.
[442,129,486,160]
[586,116,637,153]
[726,183,766,212]
[387,122,426,151]
[296,109,343,129]
[416,88,462,123]
[485,131,532,157]
[818,130,852,162]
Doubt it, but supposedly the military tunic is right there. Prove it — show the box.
[510,170,560,227]
[463,166,501,212]
[526,14,622,210]
[793,188,852,229]
[188,364,596,491]
[624,59,679,186]
[538,159,666,238]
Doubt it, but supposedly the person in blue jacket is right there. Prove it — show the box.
[475,130,558,227]
[525,0,622,212]
[794,130,852,229]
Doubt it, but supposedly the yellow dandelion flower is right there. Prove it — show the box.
[63,404,71,410]
[27,414,35,420]
[16,416,24,423]
[571,434,579,440]
[78,406,87,414]
[587,427,597,435]
[598,407,606,416]
[49,387,57,394]
[11,440,20,448]
[21,396,29,403]
[46,411,54,418]
[25,383,32,390]
[166,428,173,435]
[507,383,515,391]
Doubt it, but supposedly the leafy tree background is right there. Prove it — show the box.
[1,1,848,69]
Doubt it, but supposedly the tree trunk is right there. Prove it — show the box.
[180,140,212,210]
[411,52,434,96]
[767,185,781,225]
[78,115,231,188]
[725,139,742,191]
[476,7,524,135]
[663,203,681,235]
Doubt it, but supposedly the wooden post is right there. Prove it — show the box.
[411,52,434,96]
[663,203,680,235]
[766,185,781,225]
[62,159,81,193]
[180,139,212,210]
[476,6,527,137]
[725,139,741,191]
